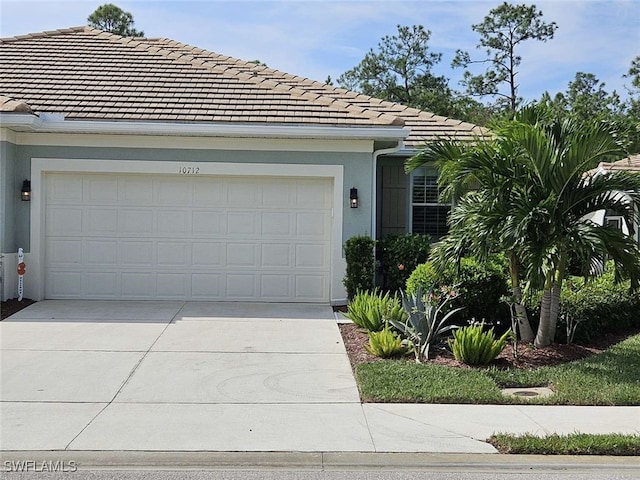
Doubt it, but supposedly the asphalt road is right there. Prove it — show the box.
[1,469,639,480]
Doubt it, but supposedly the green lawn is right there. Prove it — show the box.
[488,433,640,455]
[356,334,640,405]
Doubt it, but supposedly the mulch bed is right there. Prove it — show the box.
[1,298,36,320]
[339,322,640,371]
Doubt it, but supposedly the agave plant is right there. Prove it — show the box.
[389,286,462,362]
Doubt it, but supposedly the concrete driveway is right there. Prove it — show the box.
[1,300,376,451]
[5,301,632,455]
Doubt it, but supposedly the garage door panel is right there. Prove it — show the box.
[192,211,224,234]
[227,180,260,205]
[120,177,153,204]
[295,275,327,301]
[119,210,154,235]
[47,271,83,297]
[85,209,118,234]
[261,274,292,299]
[262,182,293,206]
[86,177,118,203]
[191,274,222,299]
[226,274,257,298]
[227,211,258,235]
[122,273,154,298]
[192,242,223,266]
[47,174,83,203]
[157,273,188,298]
[85,240,118,265]
[157,242,189,266]
[47,207,82,234]
[121,241,154,265]
[227,244,256,266]
[158,210,190,234]
[261,244,291,267]
[156,178,189,204]
[192,179,224,204]
[85,272,118,296]
[296,212,328,236]
[295,244,326,268]
[45,173,331,302]
[261,212,292,236]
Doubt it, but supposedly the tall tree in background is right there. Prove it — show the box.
[538,71,639,155]
[453,2,557,117]
[337,24,490,123]
[88,3,144,37]
[624,56,640,151]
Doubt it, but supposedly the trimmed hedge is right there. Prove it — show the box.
[377,234,431,292]
[343,236,375,300]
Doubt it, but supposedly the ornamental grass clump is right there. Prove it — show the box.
[449,323,510,366]
[343,290,406,332]
[366,328,407,358]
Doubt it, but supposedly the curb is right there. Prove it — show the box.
[2,451,639,472]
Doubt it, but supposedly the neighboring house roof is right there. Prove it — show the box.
[0,26,486,147]
[595,155,640,173]
[0,94,32,113]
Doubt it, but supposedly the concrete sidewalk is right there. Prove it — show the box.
[1,301,639,454]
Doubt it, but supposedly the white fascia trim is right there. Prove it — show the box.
[0,113,409,141]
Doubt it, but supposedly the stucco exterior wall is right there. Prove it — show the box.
[1,133,377,302]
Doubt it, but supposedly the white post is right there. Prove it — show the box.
[17,248,25,301]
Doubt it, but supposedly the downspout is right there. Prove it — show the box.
[371,141,404,241]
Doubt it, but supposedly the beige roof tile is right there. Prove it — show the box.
[1,26,487,144]
[597,155,640,173]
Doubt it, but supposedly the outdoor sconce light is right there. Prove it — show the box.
[21,180,31,202]
[350,187,358,208]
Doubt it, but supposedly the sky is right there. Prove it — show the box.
[1,0,638,105]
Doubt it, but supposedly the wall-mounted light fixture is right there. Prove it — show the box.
[21,180,31,202]
[350,187,358,208]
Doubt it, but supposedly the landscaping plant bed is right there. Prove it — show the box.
[339,322,640,371]
[1,298,35,320]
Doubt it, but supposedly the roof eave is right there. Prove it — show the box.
[0,114,409,141]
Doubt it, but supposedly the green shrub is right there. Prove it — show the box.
[366,328,407,358]
[377,234,431,292]
[343,290,406,332]
[555,265,640,343]
[406,256,510,326]
[343,235,375,300]
[449,323,510,366]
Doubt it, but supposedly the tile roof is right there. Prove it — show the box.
[0,26,486,145]
[596,155,640,173]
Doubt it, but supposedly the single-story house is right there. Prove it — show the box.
[589,154,640,243]
[0,26,484,304]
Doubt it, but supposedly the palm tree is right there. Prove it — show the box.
[408,105,640,347]
[407,136,536,342]
[501,111,640,346]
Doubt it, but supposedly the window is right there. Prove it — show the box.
[411,169,450,241]
[604,209,625,232]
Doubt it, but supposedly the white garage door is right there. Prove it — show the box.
[44,173,332,302]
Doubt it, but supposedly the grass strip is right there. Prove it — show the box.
[355,334,640,405]
[488,433,640,455]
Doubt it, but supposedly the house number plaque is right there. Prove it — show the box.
[179,166,200,174]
